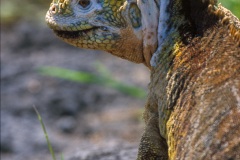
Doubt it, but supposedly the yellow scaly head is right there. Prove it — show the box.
[46,0,159,67]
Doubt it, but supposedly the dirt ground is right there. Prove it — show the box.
[1,21,150,160]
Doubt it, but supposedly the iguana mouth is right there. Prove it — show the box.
[54,27,99,39]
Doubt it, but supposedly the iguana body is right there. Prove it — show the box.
[46,0,240,159]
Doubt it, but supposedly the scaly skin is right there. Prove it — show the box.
[46,0,240,159]
[46,0,158,67]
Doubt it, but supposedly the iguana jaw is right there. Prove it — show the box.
[53,27,98,39]
[51,23,119,41]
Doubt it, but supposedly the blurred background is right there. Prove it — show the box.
[1,0,239,160]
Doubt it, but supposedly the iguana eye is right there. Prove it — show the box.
[78,0,91,8]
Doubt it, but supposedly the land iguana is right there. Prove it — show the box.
[45,0,240,159]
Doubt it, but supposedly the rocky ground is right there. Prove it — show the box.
[1,21,150,160]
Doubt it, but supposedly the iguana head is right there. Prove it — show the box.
[46,0,159,67]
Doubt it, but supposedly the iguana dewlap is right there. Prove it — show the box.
[46,0,240,159]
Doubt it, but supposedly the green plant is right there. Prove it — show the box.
[219,0,240,18]
[39,65,147,99]
[34,106,64,160]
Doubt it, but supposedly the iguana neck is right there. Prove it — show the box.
[150,0,222,68]
[151,0,192,68]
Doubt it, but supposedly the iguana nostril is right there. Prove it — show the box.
[78,0,90,8]
[50,5,57,14]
